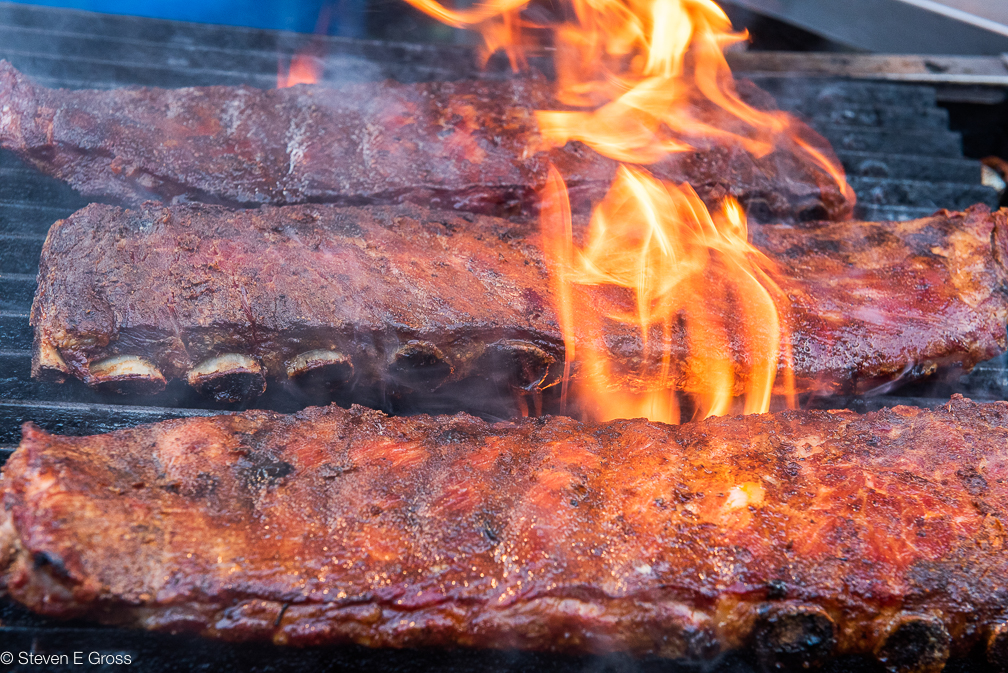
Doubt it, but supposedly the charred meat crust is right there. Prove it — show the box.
[29,202,1008,399]
[1,394,1006,662]
[0,60,851,222]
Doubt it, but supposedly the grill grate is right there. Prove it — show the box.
[0,2,1003,670]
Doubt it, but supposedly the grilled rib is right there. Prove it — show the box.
[30,202,1008,408]
[2,395,1007,670]
[0,60,851,222]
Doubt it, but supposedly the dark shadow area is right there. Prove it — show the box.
[0,598,995,673]
[941,93,1008,207]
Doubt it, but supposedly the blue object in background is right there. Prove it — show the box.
[9,0,368,35]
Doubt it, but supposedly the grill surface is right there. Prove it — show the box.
[0,2,1004,670]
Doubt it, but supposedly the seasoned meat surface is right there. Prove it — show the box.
[30,202,1008,405]
[0,60,851,222]
[1,395,1007,669]
[753,204,1008,394]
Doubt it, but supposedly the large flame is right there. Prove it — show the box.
[400,0,846,422]
[541,165,793,423]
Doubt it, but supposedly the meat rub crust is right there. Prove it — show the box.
[0,60,851,222]
[1,395,1006,666]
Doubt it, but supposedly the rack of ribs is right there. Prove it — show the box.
[30,202,1008,407]
[1,395,1006,670]
[0,60,852,223]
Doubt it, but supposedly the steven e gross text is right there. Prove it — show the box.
[15,651,132,665]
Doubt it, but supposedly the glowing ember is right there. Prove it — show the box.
[402,0,848,421]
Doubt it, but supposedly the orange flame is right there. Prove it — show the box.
[394,0,531,69]
[278,53,322,88]
[402,0,852,201]
[541,165,793,423]
[538,0,851,199]
[278,5,334,89]
[402,0,843,421]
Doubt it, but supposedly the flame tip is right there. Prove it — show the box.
[409,0,842,423]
